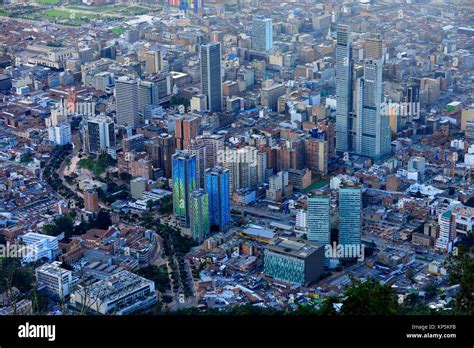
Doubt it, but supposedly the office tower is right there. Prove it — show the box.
[123,133,145,152]
[145,133,176,178]
[175,116,200,150]
[186,141,207,188]
[260,79,285,112]
[115,77,140,128]
[436,209,456,252]
[195,133,225,168]
[85,115,115,154]
[125,29,140,44]
[304,137,328,175]
[172,151,197,227]
[130,177,147,200]
[257,151,267,184]
[190,189,210,242]
[338,185,362,246]
[48,122,71,146]
[356,58,391,159]
[145,50,162,75]
[365,34,384,60]
[139,75,172,115]
[84,189,99,213]
[138,80,154,118]
[205,167,230,231]
[335,24,352,153]
[252,16,273,51]
[222,146,258,192]
[200,42,222,112]
[191,94,207,112]
[307,195,331,265]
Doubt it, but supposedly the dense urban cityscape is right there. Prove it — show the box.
[0,0,473,321]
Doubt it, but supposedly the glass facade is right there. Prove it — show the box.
[307,196,331,266]
[190,189,210,242]
[263,251,305,285]
[205,167,230,231]
[338,187,362,245]
[172,151,197,227]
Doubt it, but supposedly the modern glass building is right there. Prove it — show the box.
[338,186,362,246]
[200,42,222,112]
[190,189,210,242]
[307,195,331,265]
[263,237,324,286]
[172,151,197,227]
[252,16,273,51]
[357,58,391,159]
[205,166,230,231]
[335,24,352,153]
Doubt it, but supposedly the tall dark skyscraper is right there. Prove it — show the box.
[335,24,352,154]
[339,185,362,246]
[200,42,222,112]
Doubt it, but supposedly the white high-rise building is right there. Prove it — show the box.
[85,115,115,154]
[35,261,76,297]
[222,146,258,192]
[252,17,273,51]
[19,232,59,263]
[48,122,71,146]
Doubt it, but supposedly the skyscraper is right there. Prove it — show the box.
[222,146,258,192]
[338,185,362,246]
[190,189,210,242]
[48,122,71,146]
[175,116,200,150]
[335,24,352,154]
[307,195,331,266]
[365,34,384,60]
[144,133,176,178]
[172,151,197,227]
[307,195,331,244]
[186,141,207,189]
[85,115,115,154]
[115,77,140,128]
[145,50,162,75]
[205,167,230,231]
[195,133,225,168]
[356,58,391,159]
[252,16,273,51]
[200,42,222,112]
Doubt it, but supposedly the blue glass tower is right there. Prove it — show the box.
[172,151,197,227]
[307,195,331,266]
[338,186,362,246]
[205,166,230,231]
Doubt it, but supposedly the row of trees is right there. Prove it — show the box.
[42,144,83,209]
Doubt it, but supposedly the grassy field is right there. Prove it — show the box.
[304,179,330,192]
[36,0,61,5]
[43,9,97,20]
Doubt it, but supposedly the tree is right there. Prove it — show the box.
[447,250,474,314]
[119,172,132,181]
[340,277,401,315]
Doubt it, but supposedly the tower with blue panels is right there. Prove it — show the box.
[172,151,197,227]
[205,166,230,231]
